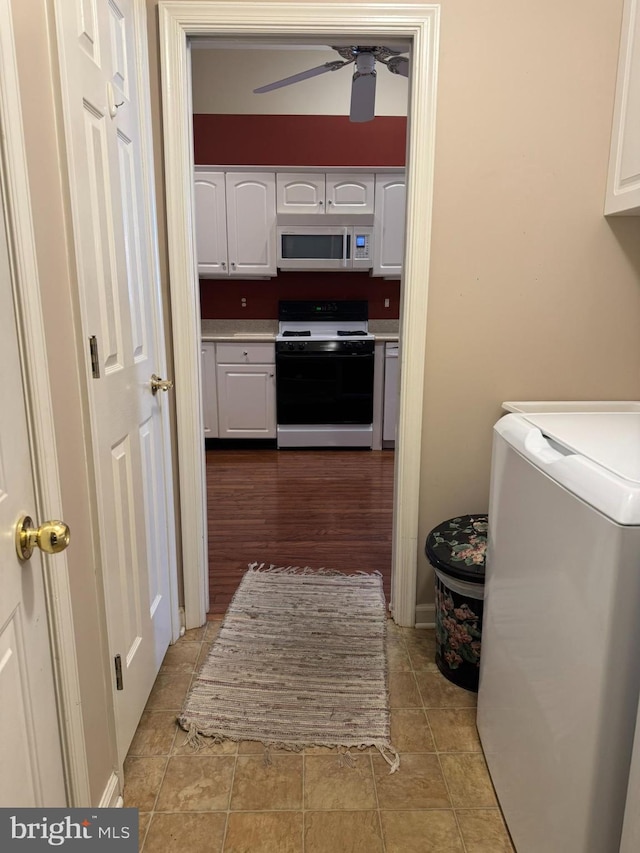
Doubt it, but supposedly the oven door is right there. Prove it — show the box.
[276,350,374,425]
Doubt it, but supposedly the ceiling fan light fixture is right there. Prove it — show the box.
[354,52,376,76]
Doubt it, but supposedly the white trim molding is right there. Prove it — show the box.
[98,773,122,809]
[158,2,440,629]
[414,603,436,630]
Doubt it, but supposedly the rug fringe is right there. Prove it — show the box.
[248,562,382,579]
[338,748,357,768]
[181,722,205,751]
[376,743,401,774]
[178,722,400,774]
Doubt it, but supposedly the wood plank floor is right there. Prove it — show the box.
[206,448,395,614]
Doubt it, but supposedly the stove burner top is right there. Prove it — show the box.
[337,330,367,337]
[282,330,311,337]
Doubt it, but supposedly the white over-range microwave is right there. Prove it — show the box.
[276,225,374,271]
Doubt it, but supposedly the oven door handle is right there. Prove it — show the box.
[342,227,349,268]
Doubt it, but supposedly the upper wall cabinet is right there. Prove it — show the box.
[194,172,228,276]
[276,172,375,215]
[195,171,277,277]
[605,0,640,215]
[372,173,406,278]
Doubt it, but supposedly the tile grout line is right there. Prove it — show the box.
[412,626,471,853]
[202,621,235,853]
[301,751,306,853]
[138,636,201,852]
[220,743,238,853]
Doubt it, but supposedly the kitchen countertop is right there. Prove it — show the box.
[200,319,399,342]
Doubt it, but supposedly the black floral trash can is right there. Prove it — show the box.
[425,514,488,692]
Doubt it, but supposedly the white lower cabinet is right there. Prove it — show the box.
[212,342,276,439]
[201,341,218,438]
[382,342,399,444]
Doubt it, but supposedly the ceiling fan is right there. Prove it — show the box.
[253,45,409,123]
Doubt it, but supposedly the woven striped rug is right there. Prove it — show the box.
[179,564,399,772]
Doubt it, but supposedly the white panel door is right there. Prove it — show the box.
[0,152,66,806]
[225,172,276,275]
[194,171,228,275]
[55,0,175,763]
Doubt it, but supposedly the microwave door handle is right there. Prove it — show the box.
[342,227,348,268]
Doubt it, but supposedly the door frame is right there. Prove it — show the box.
[158,1,440,628]
[0,0,90,804]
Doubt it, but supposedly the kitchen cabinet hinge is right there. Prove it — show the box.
[89,335,100,379]
[114,654,123,691]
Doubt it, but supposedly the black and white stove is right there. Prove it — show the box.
[275,300,375,448]
[276,299,374,344]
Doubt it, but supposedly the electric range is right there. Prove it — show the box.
[275,300,375,448]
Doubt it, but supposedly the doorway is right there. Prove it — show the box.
[192,40,404,611]
[157,2,440,629]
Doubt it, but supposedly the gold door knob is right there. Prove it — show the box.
[150,374,174,395]
[16,515,71,561]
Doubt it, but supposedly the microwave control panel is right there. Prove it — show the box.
[353,232,372,261]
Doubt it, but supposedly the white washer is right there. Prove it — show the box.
[477,412,640,853]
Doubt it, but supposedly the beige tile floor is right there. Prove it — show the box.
[124,619,515,853]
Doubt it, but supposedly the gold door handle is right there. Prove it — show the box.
[16,515,70,561]
[150,374,174,395]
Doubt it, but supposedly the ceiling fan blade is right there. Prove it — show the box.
[349,71,376,123]
[253,60,350,94]
[386,55,410,78]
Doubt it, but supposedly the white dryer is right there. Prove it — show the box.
[478,412,640,853]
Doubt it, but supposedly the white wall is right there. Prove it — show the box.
[191,44,409,115]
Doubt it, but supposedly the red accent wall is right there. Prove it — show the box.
[193,114,407,166]
[194,114,405,319]
[200,273,400,319]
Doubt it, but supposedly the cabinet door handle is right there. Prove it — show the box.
[231,261,236,269]
[221,261,226,269]
[269,373,274,377]
[243,351,248,356]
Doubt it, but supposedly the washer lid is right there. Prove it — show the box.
[519,412,640,483]
[495,413,640,525]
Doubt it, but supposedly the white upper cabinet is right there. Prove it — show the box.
[325,173,375,214]
[194,172,228,275]
[225,173,277,275]
[372,173,406,277]
[605,0,640,215]
[276,172,374,215]
[276,173,325,213]
[195,171,277,276]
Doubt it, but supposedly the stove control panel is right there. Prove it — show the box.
[276,340,375,355]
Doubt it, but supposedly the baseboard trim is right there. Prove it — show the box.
[415,602,435,629]
[98,772,122,808]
